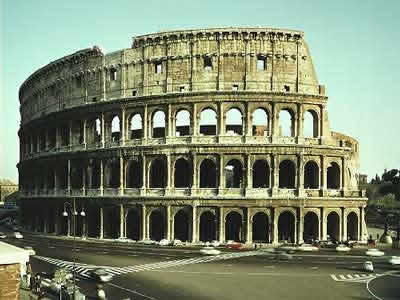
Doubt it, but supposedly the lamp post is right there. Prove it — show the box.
[62,200,86,300]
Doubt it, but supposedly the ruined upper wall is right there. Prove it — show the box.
[18,27,323,124]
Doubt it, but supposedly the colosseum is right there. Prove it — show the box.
[18,27,367,245]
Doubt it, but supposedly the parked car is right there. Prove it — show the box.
[365,249,385,257]
[388,256,400,265]
[335,244,351,252]
[200,246,221,255]
[211,240,220,247]
[88,268,114,282]
[297,244,319,252]
[14,232,23,239]
[159,239,172,246]
[0,232,7,239]
[172,239,183,246]
[24,246,36,256]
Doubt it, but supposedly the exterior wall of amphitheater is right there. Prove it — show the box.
[18,27,367,244]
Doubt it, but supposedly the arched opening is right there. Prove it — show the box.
[174,210,189,241]
[225,211,242,242]
[304,110,318,138]
[304,161,319,189]
[126,160,142,188]
[278,211,295,243]
[111,115,121,142]
[200,159,217,188]
[176,110,191,136]
[252,108,269,136]
[327,212,340,242]
[199,211,216,242]
[86,206,100,238]
[150,157,167,188]
[279,160,296,188]
[87,159,101,189]
[199,108,217,136]
[253,160,270,188]
[327,162,340,189]
[279,109,295,137]
[70,161,83,189]
[225,108,243,135]
[225,159,243,188]
[103,206,119,239]
[174,158,191,188]
[129,113,142,139]
[150,210,164,241]
[126,209,141,240]
[347,212,358,241]
[303,212,319,242]
[252,212,269,242]
[105,159,120,188]
[152,110,166,138]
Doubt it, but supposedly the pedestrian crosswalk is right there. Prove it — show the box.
[35,250,259,279]
[330,273,384,283]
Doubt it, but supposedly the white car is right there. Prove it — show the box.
[14,232,23,239]
[172,239,183,246]
[159,239,171,246]
[142,239,156,245]
[24,246,36,256]
[366,249,385,257]
[200,246,221,255]
[297,244,319,252]
[211,240,220,247]
[388,256,400,265]
[336,244,351,252]
[0,232,7,239]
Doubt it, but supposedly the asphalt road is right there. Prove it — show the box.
[2,230,400,300]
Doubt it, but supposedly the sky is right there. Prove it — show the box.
[1,0,399,183]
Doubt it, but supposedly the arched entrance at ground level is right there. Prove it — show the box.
[347,212,358,241]
[86,207,100,238]
[327,212,340,242]
[150,210,164,241]
[278,211,295,243]
[252,212,269,242]
[174,210,189,241]
[225,211,242,242]
[199,211,216,242]
[103,207,120,239]
[303,212,319,242]
[126,209,141,240]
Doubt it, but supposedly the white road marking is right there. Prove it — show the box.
[108,282,157,300]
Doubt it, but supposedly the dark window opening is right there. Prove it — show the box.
[132,90,137,96]
[284,85,290,92]
[204,56,212,70]
[257,57,266,71]
[155,62,162,74]
[110,69,117,81]
[232,84,239,91]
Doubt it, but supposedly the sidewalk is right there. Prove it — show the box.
[20,287,53,300]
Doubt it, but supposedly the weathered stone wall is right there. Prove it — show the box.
[0,263,20,300]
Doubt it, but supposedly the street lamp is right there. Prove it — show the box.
[62,200,86,300]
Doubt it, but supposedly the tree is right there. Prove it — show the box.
[382,169,399,183]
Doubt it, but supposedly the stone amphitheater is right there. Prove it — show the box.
[18,27,367,244]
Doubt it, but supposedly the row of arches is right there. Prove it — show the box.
[21,105,321,157]
[24,204,361,243]
[21,157,343,190]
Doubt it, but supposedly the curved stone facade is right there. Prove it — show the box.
[18,27,367,244]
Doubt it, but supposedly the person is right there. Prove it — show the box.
[26,263,32,289]
[96,283,106,300]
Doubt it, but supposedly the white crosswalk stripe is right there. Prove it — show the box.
[35,250,259,279]
[330,273,383,283]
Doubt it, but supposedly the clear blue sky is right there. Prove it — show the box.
[1,0,399,183]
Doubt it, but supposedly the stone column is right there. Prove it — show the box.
[55,126,60,148]
[297,207,304,244]
[82,165,86,195]
[192,154,198,189]
[120,155,124,195]
[219,207,224,243]
[341,157,346,192]
[143,105,148,140]
[321,155,327,196]
[218,102,224,136]
[83,119,87,149]
[99,207,104,239]
[246,208,252,244]
[360,207,364,241]
[192,103,198,136]
[245,103,252,136]
[298,154,304,196]
[142,155,147,190]
[342,208,347,242]
[219,155,225,189]
[246,154,252,189]
[119,204,124,239]
[142,205,147,240]
[101,112,105,148]
[271,102,279,142]
[297,103,304,143]
[166,154,171,190]
[272,154,279,194]
[272,207,279,244]
[167,104,172,137]
[321,207,327,240]
[166,205,171,240]
[121,108,126,146]
[192,206,198,243]
[100,159,104,196]
[67,217,71,237]
[67,159,71,195]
